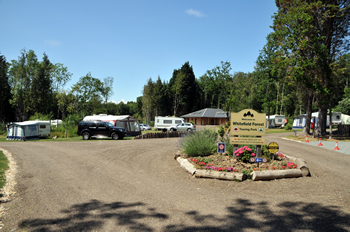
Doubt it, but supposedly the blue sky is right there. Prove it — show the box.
[0,0,277,103]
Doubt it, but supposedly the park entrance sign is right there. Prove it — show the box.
[230,109,266,145]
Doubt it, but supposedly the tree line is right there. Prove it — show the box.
[141,0,350,137]
[0,49,142,127]
[1,0,349,138]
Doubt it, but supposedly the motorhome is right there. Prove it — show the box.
[154,116,185,131]
[266,115,286,128]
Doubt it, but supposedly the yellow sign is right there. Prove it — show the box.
[231,109,266,136]
[268,142,279,153]
[230,136,266,145]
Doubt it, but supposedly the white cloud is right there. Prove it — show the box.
[185,9,206,18]
[45,39,62,46]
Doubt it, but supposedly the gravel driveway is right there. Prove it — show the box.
[0,133,349,231]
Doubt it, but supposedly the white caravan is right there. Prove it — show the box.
[154,116,185,131]
[31,120,51,138]
[266,115,286,128]
[6,120,51,140]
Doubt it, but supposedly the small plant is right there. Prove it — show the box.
[242,169,253,179]
[234,146,256,163]
[218,125,225,140]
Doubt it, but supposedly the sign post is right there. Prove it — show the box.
[218,142,225,162]
[230,109,266,157]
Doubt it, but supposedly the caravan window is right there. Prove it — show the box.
[40,125,46,129]
[175,120,183,124]
[164,120,172,124]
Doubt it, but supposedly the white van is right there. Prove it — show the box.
[154,116,185,131]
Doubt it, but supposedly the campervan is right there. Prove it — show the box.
[266,115,286,128]
[154,116,185,131]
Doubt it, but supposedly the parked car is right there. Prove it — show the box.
[167,123,196,132]
[140,124,152,131]
[77,121,127,140]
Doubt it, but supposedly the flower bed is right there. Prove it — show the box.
[176,150,309,181]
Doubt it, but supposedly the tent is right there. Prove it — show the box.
[6,121,40,141]
[83,114,141,136]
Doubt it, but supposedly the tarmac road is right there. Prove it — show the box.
[0,133,349,231]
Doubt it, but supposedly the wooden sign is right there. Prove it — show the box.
[231,109,266,136]
[230,137,265,145]
[230,109,266,145]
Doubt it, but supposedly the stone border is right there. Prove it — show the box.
[175,153,310,182]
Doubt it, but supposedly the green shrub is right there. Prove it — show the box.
[29,112,53,121]
[223,137,234,156]
[51,125,78,138]
[180,129,218,157]
[218,125,225,140]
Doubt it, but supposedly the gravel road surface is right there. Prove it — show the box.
[0,133,349,231]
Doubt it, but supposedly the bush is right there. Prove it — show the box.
[180,129,218,157]
[51,125,78,138]
[29,112,53,121]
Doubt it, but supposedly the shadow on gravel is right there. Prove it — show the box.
[18,198,350,231]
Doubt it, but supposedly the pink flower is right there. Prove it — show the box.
[251,153,256,156]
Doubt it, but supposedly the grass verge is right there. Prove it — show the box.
[0,150,9,190]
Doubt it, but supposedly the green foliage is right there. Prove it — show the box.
[334,97,350,115]
[29,112,53,121]
[63,114,82,130]
[0,122,7,135]
[284,116,293,130]
[241,169,253,179]
[180,129,218,157]
[218,125,225,140]
[234,146,256,163]
[51,125,78,138]
[0,150,9,189]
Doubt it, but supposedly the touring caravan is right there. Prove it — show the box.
[32,120,51,138]
[266,115,286,128]
[7,121,40,140]
[154,116,185,131]
[83,114,141,136]
[292,114,307,130]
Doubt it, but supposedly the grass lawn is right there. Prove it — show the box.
[265,128,301,134]
[286,134,350,142]
[0,150,9,190]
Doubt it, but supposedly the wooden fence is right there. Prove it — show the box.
[133,131,191,139]
[337,125,350,136]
